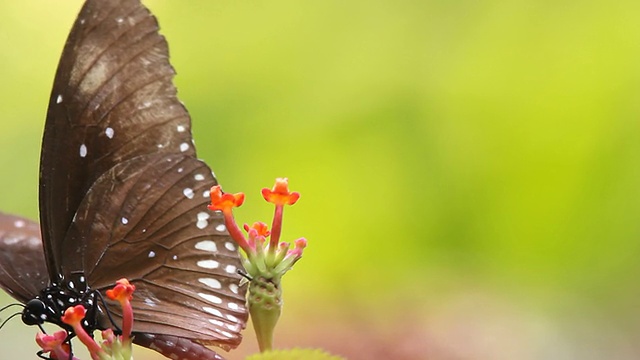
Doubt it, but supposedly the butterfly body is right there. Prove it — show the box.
[0,0,247,359]
[21,274,100,332]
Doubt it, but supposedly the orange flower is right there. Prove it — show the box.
[61,304,86,326]
[261,178,300,206]
[106,278,136,302]
[244,222,271,237]
[61,305,103,357]
[106,278,136,343]
[208,185,245,213]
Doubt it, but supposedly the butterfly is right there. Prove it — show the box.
[0,0,247,359]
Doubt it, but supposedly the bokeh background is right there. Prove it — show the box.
[1,1,640,359]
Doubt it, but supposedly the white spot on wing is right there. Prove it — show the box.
[121,217,128,225]
[183,188,194,199]
[203,190,210,198]
[105,127,114,138]
[199,293,222,304]
[225,265,237,274]
[203,307,222,317]
[79,144,87,157]
[197,260,219,269]
[199,278,222,289]
[224,242,235,251]
[228,302,240,310]
[194,174,205,181]
[195,240,217,252]
[227,314,238,322]
[196,212,210,229]
[13,220,25,228]
[180,143,189,152]
[148,251,155,258]
[216,224,226,232]
[209,319,224,326]
[177,125,186,132]
[229,283,239,294]
[56,94,63,104]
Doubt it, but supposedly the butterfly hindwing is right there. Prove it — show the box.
[63,154,246,346]
[0,213,47,304]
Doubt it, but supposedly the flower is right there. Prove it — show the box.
[208,186,245,213]
[208,178,307,352]
[244,222,271,238]
[36,331,74,360]
[261,178,300,206]
[105,278,135,302]
[106,278,135,343]
[61,305,104,359]
[208,185,252,253]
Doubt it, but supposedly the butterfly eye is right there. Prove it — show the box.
[22,299,47,325]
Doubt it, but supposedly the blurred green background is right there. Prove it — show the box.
[1,1,640,359]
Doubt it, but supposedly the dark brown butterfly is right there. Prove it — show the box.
[0,0,247,359]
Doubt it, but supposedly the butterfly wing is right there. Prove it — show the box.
[39,0,247,351]
[65,154,247,347]
[39,0,198,279]
[0,213,47,304]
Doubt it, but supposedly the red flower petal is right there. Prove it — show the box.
[61,305,86,326]
[208,185,245,212]
[245,222,271,237]
[261,178,300,206]
[106,278,136,302]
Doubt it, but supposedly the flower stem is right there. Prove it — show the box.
[249,275,282,352]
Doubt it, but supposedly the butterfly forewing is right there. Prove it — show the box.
[40,0,195,277]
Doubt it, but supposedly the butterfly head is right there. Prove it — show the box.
[22,298,47,326]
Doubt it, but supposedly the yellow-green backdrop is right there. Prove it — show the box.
[1,1,639,359]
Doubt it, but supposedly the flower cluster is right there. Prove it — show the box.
[36,278,135,360]
[208,178,307,278]
[208,178,307,351]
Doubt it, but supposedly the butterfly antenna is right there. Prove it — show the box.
[0,302,24,313]
[0,312,22,330]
